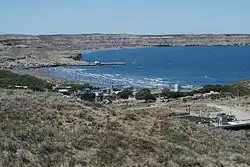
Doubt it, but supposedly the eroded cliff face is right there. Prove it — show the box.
[0,34,250,68]
[2,34,250,49]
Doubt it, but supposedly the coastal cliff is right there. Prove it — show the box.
[0,34,250,68]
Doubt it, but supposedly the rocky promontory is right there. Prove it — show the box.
[0,34,250,69]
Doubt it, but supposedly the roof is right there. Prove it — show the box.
[113,91,121,94]
[228,119,250,125]
[58,89,68,93]
[151,91,162,94]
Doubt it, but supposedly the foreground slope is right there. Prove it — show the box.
[0,89,250,167]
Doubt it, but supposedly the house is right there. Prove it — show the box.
[14,85,28,89]
[174,84,181,92]
[203,91,220,98]
[53,85,72,92]
[111,91,122,99]
[94,92,104,101]
[94,61,101,65]
[151,90,162,97]
[58,89,69,95]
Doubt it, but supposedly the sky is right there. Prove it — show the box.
[0,0,250,35]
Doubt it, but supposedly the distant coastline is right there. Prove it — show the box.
[1,34,250,70]
[81,44,249,57]
[82,46,151,54]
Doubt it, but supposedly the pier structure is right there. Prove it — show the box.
[21,61,128,69]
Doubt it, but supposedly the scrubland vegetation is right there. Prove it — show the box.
[0,70,52,91]
[1,89,250,167]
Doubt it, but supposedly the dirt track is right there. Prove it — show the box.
[206,103,250,120]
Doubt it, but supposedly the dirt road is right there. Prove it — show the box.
[206,103,250,120]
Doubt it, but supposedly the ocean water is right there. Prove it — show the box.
[36,46,250,88]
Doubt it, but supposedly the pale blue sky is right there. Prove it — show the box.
[0,0,250,35]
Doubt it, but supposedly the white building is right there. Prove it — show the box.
[174,84,181,92]
[94,61,101,65]
[203,91,220,97]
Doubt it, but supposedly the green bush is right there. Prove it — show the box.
[119,88,133,99]
[160,83,250,99]
[161,88,171,98]
[197,84,224,93]
[161,87,194,99]
[80,92,96,102]
[68,83,92,93]
[135,88,156,102]
[0,70,53,91]
[196,84,250,96]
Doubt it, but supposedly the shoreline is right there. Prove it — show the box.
[82,44,250,54]
[82,45,151,53]
[9,66,248,91]
[2,45,250,70]
[9,66,207,90]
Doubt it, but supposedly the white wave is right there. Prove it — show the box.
[39,67,175,88]
[203,76,217,80]
[102,74,115,78]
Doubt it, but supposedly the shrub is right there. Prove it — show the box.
[119,88,133,99]
[135,88,156,102]
[159,83,250,99]
[196,84,250,96]
[162,91,194,99]
[161,88,171,98]
[197,84,224,93]
[69,83,92,93]
[0,70,53,91]
[80,92,95,102]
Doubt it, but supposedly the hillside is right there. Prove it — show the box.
[0,89,250,167]
[0,70,52,91]
[0,34,250,69]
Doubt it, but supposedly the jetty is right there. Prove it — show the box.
[87,61,127,66]
[17,61,128,69]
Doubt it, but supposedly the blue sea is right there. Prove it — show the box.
[36,46,250,89]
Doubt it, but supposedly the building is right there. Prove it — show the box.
[94,61,101,65]
[151,90,162,97]
[203,91,220,98]
[174,84,181,92]
[58,89,69,94]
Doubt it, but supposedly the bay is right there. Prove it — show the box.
[36,46,250,89]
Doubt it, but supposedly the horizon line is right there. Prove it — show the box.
[1,33,250,36]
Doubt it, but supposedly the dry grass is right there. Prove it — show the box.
[0,89,250,167]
